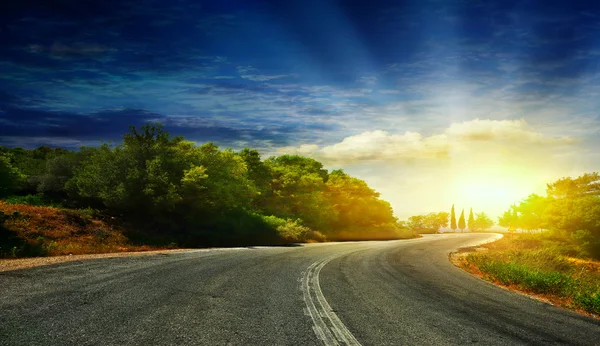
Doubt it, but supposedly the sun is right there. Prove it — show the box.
[451,168,542,218]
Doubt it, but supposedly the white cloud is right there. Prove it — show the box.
[240,74,294,82]
[278,119,577,164]
[359,76,378,86]
[446,119,576,145]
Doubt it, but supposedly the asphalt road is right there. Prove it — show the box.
[1,233,599,345]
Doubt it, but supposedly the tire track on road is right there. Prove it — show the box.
[301,253,362,346]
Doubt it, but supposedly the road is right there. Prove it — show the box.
[1,233,599,345]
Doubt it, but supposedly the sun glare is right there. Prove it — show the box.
[452,168,541,217]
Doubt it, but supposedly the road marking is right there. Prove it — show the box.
[301,254,362,346]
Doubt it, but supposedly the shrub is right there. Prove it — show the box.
[305,230,327,242]
[259,215,317,243]
[574,291,600,315]
[3,194,62,207]
[276,219,311,243]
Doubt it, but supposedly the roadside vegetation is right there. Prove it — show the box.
[0,123,415,258]
[0,202,158,257]
[456,173,600,316]
[403,207,494,234]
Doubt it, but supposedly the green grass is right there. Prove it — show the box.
[4,194,63,207]
[464,232,600,316]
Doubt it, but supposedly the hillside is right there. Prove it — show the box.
[0,202,161,258]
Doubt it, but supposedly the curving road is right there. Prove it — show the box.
[1,233,599,345]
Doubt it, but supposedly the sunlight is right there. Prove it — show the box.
[451,168,540,217]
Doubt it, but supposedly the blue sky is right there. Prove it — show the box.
[1,0,600,218]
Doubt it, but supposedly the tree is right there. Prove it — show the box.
[0,122,416,246]
[427,212,450,230]
[516,194,548,232]
[407,212,449,233]
[264,155,332,231]
[498,206,517,228]
[468,208,474,232]
[458,209,466,232]
[407,215,426,233]
[470,212,494,232]
[0,154,24,197]
[36,153,80,195]
[238,148,272,209]
[498,173,600,237]
[450,204,457,232]
[546,173,600,199]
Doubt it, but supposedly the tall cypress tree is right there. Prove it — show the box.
[468,208,475,232]
[458,209,466,232]
[450,204,457,232]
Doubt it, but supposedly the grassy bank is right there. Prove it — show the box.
[455,232,600,317]
[0,201,165,258]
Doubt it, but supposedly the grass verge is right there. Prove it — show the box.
[453,232,600,318]
[0,201,168,258]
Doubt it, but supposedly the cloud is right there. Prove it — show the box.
[240,74,295,82]
[446,119,576,145]
[379,89,401,94]
[28,43,116,57]
[0,106,292,148]
[277,119,577,164]
[235,66,297,82]
[358,76,378,86]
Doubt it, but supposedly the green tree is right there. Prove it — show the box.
[451,204,457,232]
[498,205,517,228]
[264,155,332,231]
[470,212,494,232]
[71,124,191,217]
[238,148,272,209]
[36,152,82,195]
[516,194,548,232]
[408,212,449,233]
[468,208,474,232]
[0,154,24,197]
[499,172,600,237]
[458,209,466,232]
[1,123,416,246]
[546,173,600,198]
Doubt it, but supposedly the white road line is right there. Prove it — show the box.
[301,254,362,346]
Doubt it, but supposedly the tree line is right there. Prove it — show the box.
[498,173,600,236]
[0,124,413,246]
[404,205,493,234]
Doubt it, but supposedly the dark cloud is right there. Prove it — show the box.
[0,106,292,148]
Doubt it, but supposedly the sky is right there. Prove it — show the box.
[1,0,600,220]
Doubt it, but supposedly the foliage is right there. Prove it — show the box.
[407,212,449,233]
[3,194,61,207]
[0,154,24,197]
[458,209,466,232]
[464,233,600,315]
[450,204,457,231]
[0,123,408,251]
[469,212,494,232]
[0,201,153,258]
[468,208,474,230]
[261,215,314,243]
[499,173,600,236]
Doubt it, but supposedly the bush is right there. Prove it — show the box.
[574,291,600,315]
[259,215,317,243]
[0,155,24,197]
[305,230,327,242]
[3,194,61,207]
[276,219,311,243]
[570,230,600,259]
